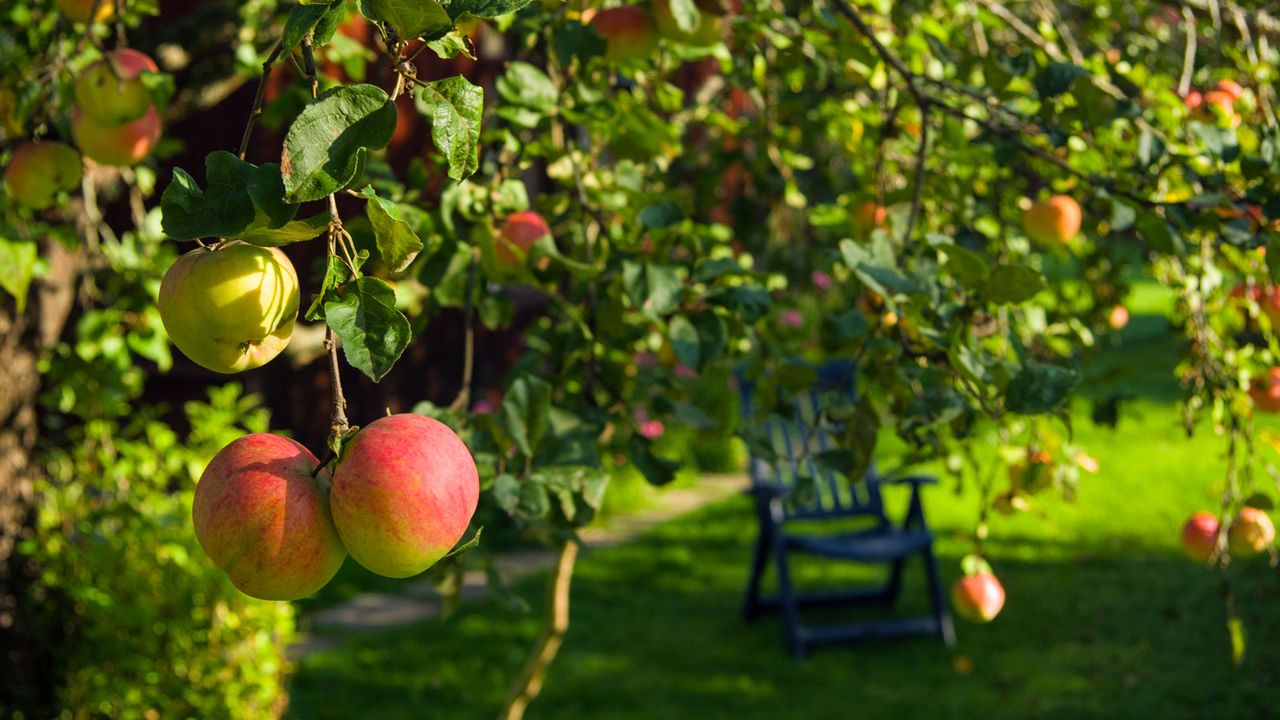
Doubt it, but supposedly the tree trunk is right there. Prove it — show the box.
[0,238,81,714]
[498,539,579,720]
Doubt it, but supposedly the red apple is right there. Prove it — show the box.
[854,200,887,233]
[75,49,159,125]
[1249,368,1280,413]
[951,572,1005,623]
[192,434,346,601]
[1108,304,1129,330]
[3,141,82,209]
[329,414,480,578]
[1184,90,1203,111]
[1199,89,1241,127]
[497,210,551,270]
[1181,511,1219,562]
[588,6,656,60]
[1023,195,1082,245]
[71,105,161,166]
[1215,79,1245,101]
[1228,507,1275,557]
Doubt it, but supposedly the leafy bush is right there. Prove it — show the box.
[21,385,295,719]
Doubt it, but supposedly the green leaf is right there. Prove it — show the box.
[960,553,993,577]
[306,253,362,322]
[668,314,700,368]
[160,154,257,239]
[443,525,483,558]
[138,71,175,114]
[501,375,552,458]
[940,245,989,286]
[364,0,451,40]
[1228,616,1247,667]
[629,437,680,486]
[667,0,700,33]
[361,188,425,271]
[495,62,556,113]
[982,264,1045,304]
[0,237,37,312]
[414,75,483,181]
[1135,211,1183,254]
[324,277,411,382]
[1005,362,1078,414]
[443,0,534,19]
[282,84,397,203]
[283,1,342,52]
[1034,62,1087,99]
[427,31,476,60]
[238,213,329,247]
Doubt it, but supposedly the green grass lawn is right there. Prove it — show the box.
[288,298,1280,719]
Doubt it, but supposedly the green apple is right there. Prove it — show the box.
[71,105,161,167]
[158,241,299,374]
[75,49,159,125]
[3,141,83,210]
[57,0,113,24]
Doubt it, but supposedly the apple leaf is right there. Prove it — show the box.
[361,0,451,41]
[160,152,260,240]
[282,0,343,52]
[305,251,367,322]
[500,375,552,458]
[629,437,680,486]
[427,31,476,60]
[282,84,397,203]
[667,0,701,33]
[495,62,556,113]
[442,0,535,20]
[324,277,411,382]
[668,314,700,369]
[0,237,37,312]
[239,213,329,247]
[414,75,483,181]
[1005,362,1078,415]
[981,264,1045,304]
[361,187,425,272]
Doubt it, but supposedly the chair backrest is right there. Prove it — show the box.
[737,359,885,522]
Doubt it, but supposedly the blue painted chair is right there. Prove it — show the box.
[737,360,955,658]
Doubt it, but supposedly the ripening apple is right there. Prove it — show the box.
[1183,90,1203,112]
[158,241,299,374]
[588,6,657,60]
[1108,304,1130,331]
[1023,195,1082,245]
[192,434,346,601]
[71,105,161,166]
[329,414,480,578]
[854,200,887,233]
[951,572,1005,623]
[1181,511,1219,562]
[1227,507,1276,557]
[1215,79,1245,101]
[1197,89,1241,127]
[652,0,726,46]
[3,141,83,210]
[75,49,159,125]
[497,210,552,270]
[1249,368,1280,414]
[56,0,113,24]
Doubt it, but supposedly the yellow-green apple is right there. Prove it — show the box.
[3,141,82,209]
[1249,368,1280,413]
[75,49,159,125]
[71,105,161,166]
[192,434,346,601]
[1228,507,1275,557]
[652,0,726,46]
[497,210,551,270]
[587,6,657,60]
[158,241,299,374]
[329,414,480,578]
[951,572,1005,623]
[1181,511,1219,562]
[1108,304,1129,330]
[1023,195,1082,245]
[56,0,113,24]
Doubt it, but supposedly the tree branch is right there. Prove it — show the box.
[1179,7,1198,97]
[238,40,283,160]
[499,540,579,720]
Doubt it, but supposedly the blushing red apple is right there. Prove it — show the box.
[1249,368,1280,414]
[71,105,161,166]
[3,141,82,209]
[951,572,1005,623]
[1181,511,1219,562]
[192,434,346,601]
[588,6,656,60]
[497,210,551,270]
[329,414,480,578]
[1023,195,1082,245]
[1108,304,1130,330]
[75,49,159,125]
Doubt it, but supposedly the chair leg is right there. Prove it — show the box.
[742,528,770,623]
[883,557,905,604]
[773,543,806,659]
[923,545,956,647]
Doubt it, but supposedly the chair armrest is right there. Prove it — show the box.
[872,473,938,486]
[746,482,789,500]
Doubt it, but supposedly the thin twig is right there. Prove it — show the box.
[1179,7,1198,97]
[904,102,929,243]
[447,251,478,414]
[238,40,283,160]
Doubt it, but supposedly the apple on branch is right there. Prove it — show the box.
[3,141,82,209]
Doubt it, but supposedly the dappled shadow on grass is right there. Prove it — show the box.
[288,500,1280,720]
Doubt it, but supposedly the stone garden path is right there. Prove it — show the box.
[290,474,748,657]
